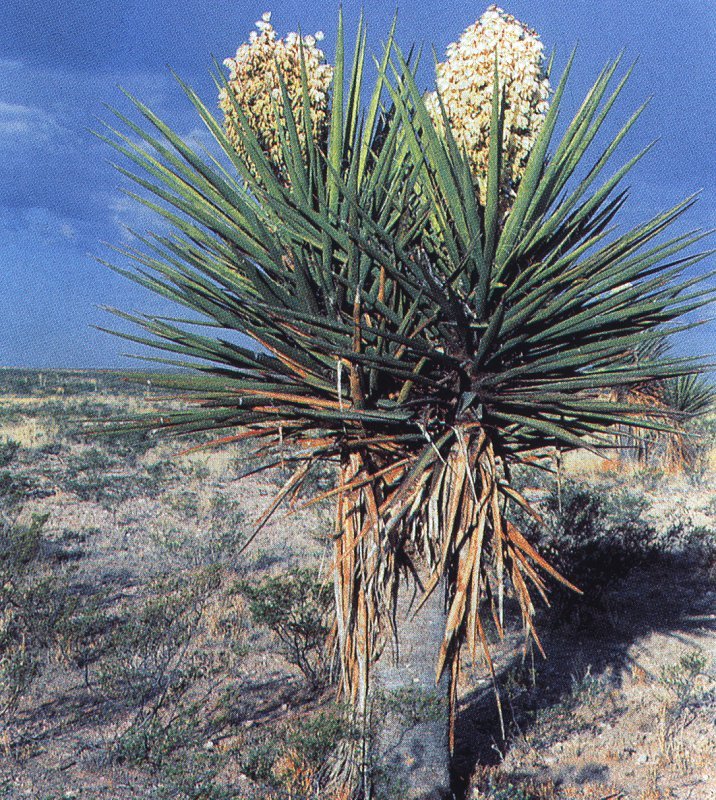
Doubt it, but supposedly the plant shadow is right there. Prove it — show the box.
[451,547,716,798]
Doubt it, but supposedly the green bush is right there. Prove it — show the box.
[0,512,45,573]
[660,649,709,703]
[150,491,246,567]
[236,568,332,691]
[513,479,658,609]
[93,569,222,711]
[0,440,19,468]
[0,513,81,719]
[0,470,43,507]
[238,707,351,794]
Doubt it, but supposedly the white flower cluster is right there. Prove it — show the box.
[219,12,333,185]
[427,6,551,209]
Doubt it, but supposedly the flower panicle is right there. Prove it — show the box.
[219,13,333,185]
[427,5,551,209]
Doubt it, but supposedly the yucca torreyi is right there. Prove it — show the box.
[607,337,715,470]
[97,8,713,795]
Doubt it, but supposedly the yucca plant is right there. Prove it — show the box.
[663,374,716,470]
[655,372,716,471]
[97,8,713,798]
[611,340,715,471]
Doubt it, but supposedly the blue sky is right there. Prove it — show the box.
[1,0,714,368]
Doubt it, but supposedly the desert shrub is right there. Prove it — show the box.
[287,709,350,766]
[0,624,36,720]
[657,649,715,771]
[151,492,246,567]
[169,489,201,518]
[148,748,236,800]
[60,448,168,506]
[83,566,248,789]
[239,708,352,798]
[0,512,83,718]
[660,649,710,704]
[34,399,114,432]
[514,479,658,611]
[0,470,44,507]
[62,472,154,506]
[0,557,39,718]
[93,569,222,711]
[99,429,155,459]
[679,413,716,475]
[144,458,182,483]
[0,440,20,468]
[0,407,26,424]
[36,441,64,456]
[241,737,280,784]
[65,446,119,475]
[236,568,332,691]
[0,370,36,396]
[474,781,537,800]
[0,512,45,572]
[202,494,246,559]
[54,595,116,668]
[659,520,716,566]
[379,685,447,726]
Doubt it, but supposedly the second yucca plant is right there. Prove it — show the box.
[99,7,713,797]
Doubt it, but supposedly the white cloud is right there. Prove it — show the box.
[0,205,82,245]
[59,222,76,239]
[105,191,173,243]
[0,100,65,143]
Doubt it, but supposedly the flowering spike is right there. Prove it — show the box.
[219,15,333,185]
[427,6,551,210]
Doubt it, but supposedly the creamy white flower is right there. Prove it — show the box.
[427,5,550,211]
[220,14,333,186]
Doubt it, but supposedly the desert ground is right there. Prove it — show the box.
[0,368,714,800]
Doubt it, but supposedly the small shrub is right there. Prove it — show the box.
[659,649,709,703]
[0,470,42,507]
[381,685,447,726]
[150,492,246,567]
[65,447,119,475]
[100,430,155,459]
[241,738,280,784]
[0,513,83,718]
[37,442,64,456]
[53,593,116,667]
[657,649,714,773]
[82,566,250,787]
[236,568,332,691]
[144,458,181,483]
[285,710,350,767]
[62,467,164,507]
[0,617,37,718]
[0,512,45,574]
[512,479,658,616]
[0,440,20,468]
[239,708,351,797]
[170,489,201,519]
[470,767,556,800]
[151,749,236,800]
[93,569,222,711]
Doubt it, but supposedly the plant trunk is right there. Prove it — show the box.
[369,574,452,800]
